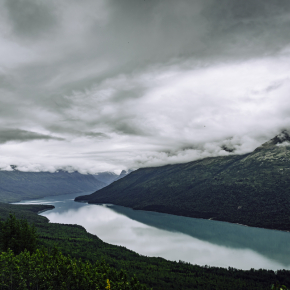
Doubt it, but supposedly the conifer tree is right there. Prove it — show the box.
[0,213,38,254]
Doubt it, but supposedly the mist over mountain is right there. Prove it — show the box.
[93,172,118,185]
[114,169,134,181]
[93,170,134,185]
[76,132,290,231]
[0,169,106,203]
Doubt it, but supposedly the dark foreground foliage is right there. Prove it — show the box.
[0,248,145,290]
[0,213,38,255]
[0,202,289,289]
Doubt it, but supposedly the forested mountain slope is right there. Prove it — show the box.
[76,131,290,231]
[0,170,106,203]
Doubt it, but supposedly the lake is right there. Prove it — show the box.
[15,192,290,271]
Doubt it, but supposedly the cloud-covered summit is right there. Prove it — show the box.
[0,0,290,173]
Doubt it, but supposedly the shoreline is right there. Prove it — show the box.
[9,191,92,205]
[85,200,290,234]
[14,194,290,271]
[37,207,55,215]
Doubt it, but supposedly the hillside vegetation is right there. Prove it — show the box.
[0,212,146,290]
[0,170,106,203]
[1,202,289,289]
[76,131,290,231]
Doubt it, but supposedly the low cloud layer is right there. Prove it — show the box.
[0,0,290,173]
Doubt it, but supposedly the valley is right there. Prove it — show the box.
[3,194,289,289]
[15,193,290,270]
[2,133,290,288]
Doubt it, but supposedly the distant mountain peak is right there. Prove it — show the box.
[221,144,235,153]
[272,130,290,144]
[93,171,118,185]
[258,129,290,150]
[114,169,134,181]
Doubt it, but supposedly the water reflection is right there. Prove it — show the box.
[15,193,290,270]
[108,204,290,266]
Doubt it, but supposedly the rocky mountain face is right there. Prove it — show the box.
[76,132,290,231]
[0,170,106,203]
[258,130,290,150]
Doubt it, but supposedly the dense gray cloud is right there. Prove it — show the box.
[4,0,58,38]
[0,0,290,173]
[0,128,63,143]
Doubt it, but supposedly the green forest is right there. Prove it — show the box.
[0,202,289,289]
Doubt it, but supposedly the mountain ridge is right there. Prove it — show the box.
[0,170,106,203]
[75,132,290,231]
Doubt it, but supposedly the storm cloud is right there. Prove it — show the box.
[0,0,290,173]
[0,128,63,143]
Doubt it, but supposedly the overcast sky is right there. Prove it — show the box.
[0,0,290,173]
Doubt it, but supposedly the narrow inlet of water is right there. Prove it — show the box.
[15,192,290,271]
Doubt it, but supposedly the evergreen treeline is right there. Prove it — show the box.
[76,137,290,231]
[0,213,146,290]
[0,213,38,255]
[0,202,289,289]
[0,248,145,290]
